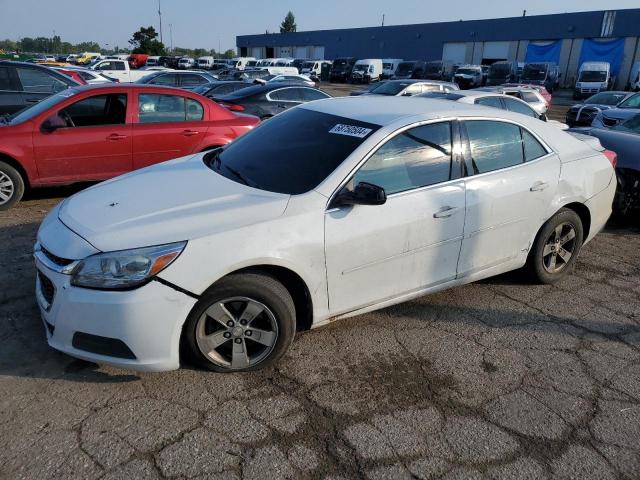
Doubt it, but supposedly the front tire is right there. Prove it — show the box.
[0,161,25,211]
[526,208,584,284]
[182,273,296,372]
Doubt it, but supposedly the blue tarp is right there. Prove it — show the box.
[578,38,625,75]
[525,41,562,64]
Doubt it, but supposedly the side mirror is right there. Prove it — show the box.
[41,114,66,133]
[539,113,548,122]
[331,182,386,208]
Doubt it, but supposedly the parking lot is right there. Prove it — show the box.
[1,89,639,480]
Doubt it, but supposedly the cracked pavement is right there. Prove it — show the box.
[2,164,640,478]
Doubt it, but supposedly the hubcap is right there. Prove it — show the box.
[542,222,577,274]
[0,171,14,205]
[195,296,278,369]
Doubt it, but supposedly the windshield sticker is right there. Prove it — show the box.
[329,124,373,138]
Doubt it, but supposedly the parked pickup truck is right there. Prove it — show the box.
[90,59,155,83]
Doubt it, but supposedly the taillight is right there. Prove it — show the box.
[218,102,244,112]
[603,149,617,169]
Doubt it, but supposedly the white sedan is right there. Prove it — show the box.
[34,97,616,372]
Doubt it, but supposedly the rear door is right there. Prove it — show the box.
[457,119,560,277]
[32,92,132,182]
[132,92,207,169]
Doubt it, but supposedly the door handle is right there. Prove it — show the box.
[106,133,127,141]
[182,129,200,136]
[433,206,460,218]
[530,181,549,192]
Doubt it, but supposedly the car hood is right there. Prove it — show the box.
[58,154,290,252]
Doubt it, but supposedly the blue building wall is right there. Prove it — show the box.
[237,9,640,60]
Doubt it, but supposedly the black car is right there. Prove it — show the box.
[212,83,331,119]
[572,115,640,216]
[0,60,79,115]
[192,81,253,98]
[565,91,632,127]
[393,61,426,79]
[329,57,357,82]
[135,71,218,91]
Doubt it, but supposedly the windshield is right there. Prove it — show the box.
[8,90,78,124]
[456,68,478,75]
[369,81,411,95]
[618,93,640,109]
[489,64,510,77]
[396,62,415,75]
[302,62,315,69]
[522,64,549,81]
[586,92,627,105]
[353,64,367,72]
[613,114,640,134]
[333,59,350,67]
[579,71,607,82]
[206,108,380,195]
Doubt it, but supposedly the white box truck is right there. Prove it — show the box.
[350,59,383,83]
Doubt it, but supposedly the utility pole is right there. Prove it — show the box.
[381,14,385,27]
[169,23,173,52]
[158,0,163,43]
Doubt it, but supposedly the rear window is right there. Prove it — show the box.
[206,108,380,195]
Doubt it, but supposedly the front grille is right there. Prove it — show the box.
[603,117,619,127]
[41,245,74,267]
[38,271,55,305]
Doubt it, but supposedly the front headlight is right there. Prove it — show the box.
[71,241,186,289]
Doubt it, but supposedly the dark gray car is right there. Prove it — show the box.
[592,92,640,128]
[565,91,632,127]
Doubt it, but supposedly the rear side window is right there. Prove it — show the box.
[16,67,68,93]
[465,121,524,173]
[186,98,204,121]
[0,66,12,90]
[475,96,503,109]
[60,94,127,127]
[301,88,329,101]
[354,122,452,194]
[503,97,537,118]
[270,88,303,102]
[138,93,192,123]
[521,91,539,103]
[522,129,547,161]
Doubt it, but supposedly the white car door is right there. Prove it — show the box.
[325,121,466,314]
[457,119,560,277]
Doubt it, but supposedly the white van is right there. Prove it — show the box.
[257,66,299,75]
[228,57,256,70]
[301,60,331,77]
[350,59,383,83]
[197,56,214,69]
[574,62,611,99]
[628,61,640,92]
[145,56,161,67]
[382,59,403,79]
[178,57,196,69]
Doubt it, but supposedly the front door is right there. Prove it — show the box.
[33,93,132,183]
[132,92,206,169]
[457,119,560,277]
[325,121,466,314]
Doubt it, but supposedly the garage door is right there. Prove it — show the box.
[312,46,325,60]
[250,47,263,59]
[294,47,308,58]
[482,41,510,61]
[443,43,466,64]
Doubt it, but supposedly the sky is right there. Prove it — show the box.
[1,0,638,52]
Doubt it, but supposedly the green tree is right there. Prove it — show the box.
[0,39,18,52]
[129,26,165,55]
[280,11,297,33]
[223,49,236,59]
[75,41,101,53]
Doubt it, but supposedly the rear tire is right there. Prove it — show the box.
[182,273,296,372]
[0,161,25,211]
[525,208,584,284]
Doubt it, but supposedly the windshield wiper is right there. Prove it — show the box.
[209,150,255,187]
[0,113,11,124]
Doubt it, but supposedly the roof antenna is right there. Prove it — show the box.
[522,9,527,17]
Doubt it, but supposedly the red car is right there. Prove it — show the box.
[52,68,88,85]
[0,84,259,210]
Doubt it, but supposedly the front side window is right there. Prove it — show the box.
[138,93,190,123]
[59,94,127,127]
[618,93,640,109]
[17,67,68,93]
[0,66,12,90]
[353,122,452,195]
[148,74,178,86]
[465,121,524,174]
[503,97,537,118]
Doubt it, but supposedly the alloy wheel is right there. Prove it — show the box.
[195,296,279,369]
[542,222,577,274]
[0,171,14,205]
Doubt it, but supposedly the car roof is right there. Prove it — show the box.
[66,83,209,96]
[300,95,530,125]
